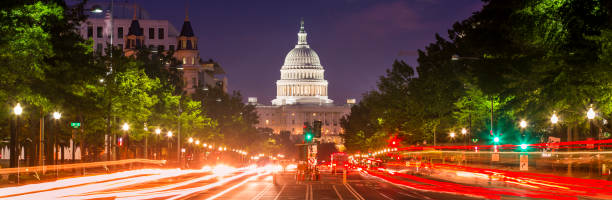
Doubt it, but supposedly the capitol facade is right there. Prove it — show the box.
[250,20,353,148]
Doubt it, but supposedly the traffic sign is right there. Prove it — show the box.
[70,122,81,128]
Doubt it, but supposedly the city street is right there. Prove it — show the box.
[0,166,480,200]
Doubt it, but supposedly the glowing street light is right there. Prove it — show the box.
[520,143,528,150]
[188,137,194,143]
[493,136,500,143]
[203,143,207,147]
[13,103,23,115]
[519,120,527,128]
[449,132,456,138]
[461,128,467,135]
[52,112,62,120]
[167,131,173,138]
[551,113,559,124]
[587,107,596,119]
[195,140,200,145]
[155,128,161,135]
[122,123,129,131]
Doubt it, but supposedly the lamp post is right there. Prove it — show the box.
[155,128,161,159]
[587,106,596,145]
[11,103,23,183]
[167,131,172,160]
[52,111,61,178]
[144,125,148,159]
[121,123,129,159]
[461,128,467,147]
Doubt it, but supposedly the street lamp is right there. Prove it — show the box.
[155,128,161,135]
[461,128,467,135]
[167,131,173,138]
[587,107,596,120]
[195,140,200,145]
[52,112,61,120]
[122,123,129,131]
[14,103,23,115]
[450,132,456,138]
[188,137,194,143]
[11,103,23,183]
[519,120,527,128]
[551,113,559,124]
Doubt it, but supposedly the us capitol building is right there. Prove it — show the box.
[249,20,354,148]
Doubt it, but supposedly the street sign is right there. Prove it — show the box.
[70,122,81,128]
[491,153,499,161]
[520,154,528,171]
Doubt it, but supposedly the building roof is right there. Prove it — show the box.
[127,19,143,36]
[180,20,195,37]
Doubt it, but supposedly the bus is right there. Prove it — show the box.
[330,152,349,174]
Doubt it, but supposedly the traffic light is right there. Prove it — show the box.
[493,136,500,143]
[520,143,527,150]
[313,120,322,138]
[388,136,401,148]
[303,122,313,143]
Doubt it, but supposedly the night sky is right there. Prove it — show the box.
[134,0,483,104]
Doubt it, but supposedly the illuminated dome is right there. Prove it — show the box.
[283,47,322,69]
[272,19,333,106]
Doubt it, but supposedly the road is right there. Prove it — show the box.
[0,166,479,200]
[1,164,610,199]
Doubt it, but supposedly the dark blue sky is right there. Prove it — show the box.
[135,0,483,104]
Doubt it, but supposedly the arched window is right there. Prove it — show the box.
[182,57,186,64]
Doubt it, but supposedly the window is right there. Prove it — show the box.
[157,45,164,52]
[96,43,102,52]
[158,28,164,39]
[182,57,186,64]
[192,78,196,88]
[292,120,295,124]
[169,45,175,51]
[117,44,123,51]
[149,28,154,39]
[87,26,93,38]
[148,45,154,49]
[191,57,195,64]
[118,27,123,38]
[97,26,102,38]
[186,40,192,49]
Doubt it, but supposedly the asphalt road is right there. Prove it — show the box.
[186,170,480,200]
[6,166,599,199]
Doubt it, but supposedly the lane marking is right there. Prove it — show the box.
[378,192,394,200]
[358,171,434,200]
[205,173,266,200]
[251,182,273,200]
[273,184,286,200]
[332,185,344,200]
[344,183,365,200]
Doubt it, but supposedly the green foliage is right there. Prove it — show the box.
[342,0,612,153]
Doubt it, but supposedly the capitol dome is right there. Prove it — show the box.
[282,46,322,69]
[272,19,333,106]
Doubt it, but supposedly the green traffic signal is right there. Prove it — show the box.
[520,143,527,150]
[305,133,313,141]
[493,136,500,143]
